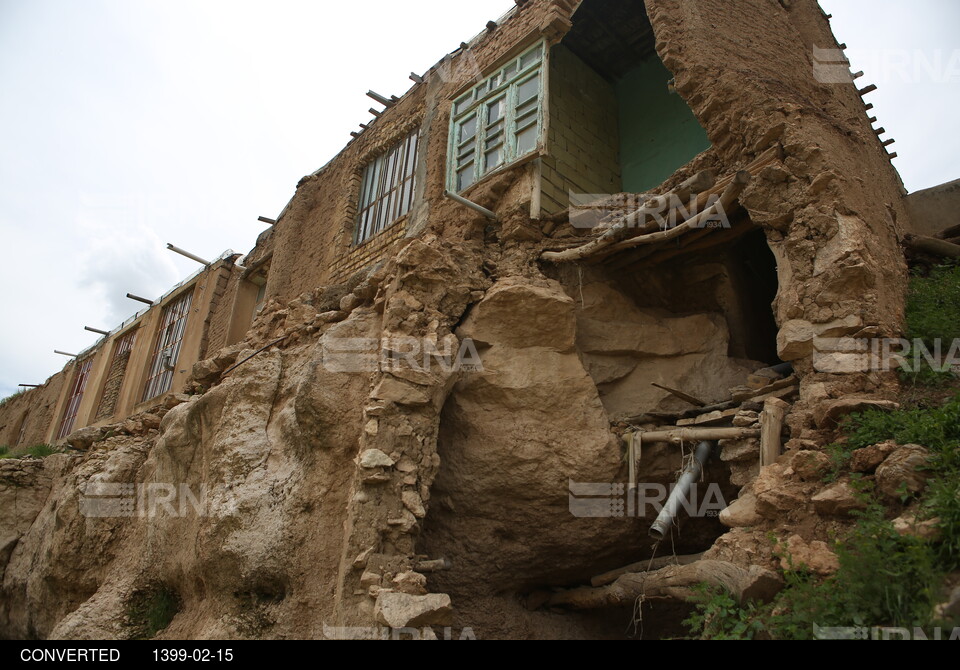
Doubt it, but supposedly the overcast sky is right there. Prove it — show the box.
[0,0,957,400]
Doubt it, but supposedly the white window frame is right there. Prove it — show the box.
[142,289,193,402]
[448,41,547,193]
[355,130,420,245]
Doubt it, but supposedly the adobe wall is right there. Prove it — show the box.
[644,0,909,432]
[904,177,960,237]
[0,0,921,640]
[0,374,67,448]
[0,257,253,444]
[263,0,575,300]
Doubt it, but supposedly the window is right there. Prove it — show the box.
[355,130,420,245]
[449,42,545,192]
[142,290,193,402]
[250,271,269,320]
[95,328,138,421]
[57,357,93,440]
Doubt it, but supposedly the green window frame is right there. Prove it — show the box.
[448,41,546,192]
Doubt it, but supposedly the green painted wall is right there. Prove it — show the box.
[617,57,711,193]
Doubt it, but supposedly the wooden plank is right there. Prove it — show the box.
[651,383,707,407]
[677,408,740,427]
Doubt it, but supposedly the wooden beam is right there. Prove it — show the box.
[591,553,704,587]
[760,397,789,467]
[905,234,960,259]
[366,90,395,108]
[639,427,760,444]
[935,223,960,240]
[598,172,751,257]
[546,560,782,609]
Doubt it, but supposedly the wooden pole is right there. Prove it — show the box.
[760,397,789,467]
[905,234,960,259]
[935,223,960,240]
[598,172,751,257]
[590,553,704,587]
[540,170,717,262]
[546,560,782,609]
[639,427,760,444]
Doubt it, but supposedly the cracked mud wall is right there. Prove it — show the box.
[644,0,909,426]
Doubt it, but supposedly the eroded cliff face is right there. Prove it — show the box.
[0,233,745,639]
[0,0,913,640]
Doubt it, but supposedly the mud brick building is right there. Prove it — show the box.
[1,0,949,640]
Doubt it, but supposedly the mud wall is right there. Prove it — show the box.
[0,375,68,448]
[644,0,909,433]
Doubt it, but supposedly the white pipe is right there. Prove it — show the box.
[444,190,498,221]
[166,243,210,266]
[649,441,714,541]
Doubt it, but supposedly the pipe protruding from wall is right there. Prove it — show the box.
[126,293,154,306]
[443,190,498,221]
[84,326,110,336]
[166,244,210,266]
[54,350,78,358]
[649,440,714,541]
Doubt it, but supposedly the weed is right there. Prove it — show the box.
[0,389,25,407]
[906,262,960,347]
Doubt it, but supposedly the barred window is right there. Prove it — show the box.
[56,357,93,440]
[355,130,419,245]
[142,290,193,402]
[449,41,545,192]
[95,328,138,421]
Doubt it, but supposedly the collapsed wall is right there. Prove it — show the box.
[0,0,913,639]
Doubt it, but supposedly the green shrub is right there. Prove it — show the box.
[906,262,960,347]
[843,396,960,569]
[24,444,57,459]
[685,508,941,640]
[684,584,768,639]
[0,444,60,460]
[898,353,957,389]
[686,395,960,640]
[824,442,855,483]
